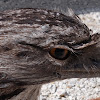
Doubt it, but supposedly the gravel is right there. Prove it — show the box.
[39,12,100,100]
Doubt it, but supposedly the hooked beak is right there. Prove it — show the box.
[59,33,100,79]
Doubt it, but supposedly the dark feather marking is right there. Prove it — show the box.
[0,88,25,100]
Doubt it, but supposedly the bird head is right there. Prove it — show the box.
[0,8,99,86]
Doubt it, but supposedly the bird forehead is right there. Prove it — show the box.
[0,8,90,46]
[0,8,83,27]
[1,8,62,25]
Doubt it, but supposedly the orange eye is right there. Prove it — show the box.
[49,47,70,60]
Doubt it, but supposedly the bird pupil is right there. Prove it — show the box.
[55,48,65,58]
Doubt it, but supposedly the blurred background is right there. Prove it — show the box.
[0,0,100,14]
[0,0,100,100]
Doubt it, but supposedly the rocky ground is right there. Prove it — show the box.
[39,12,100,100]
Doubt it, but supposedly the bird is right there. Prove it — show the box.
[0,8,99,100]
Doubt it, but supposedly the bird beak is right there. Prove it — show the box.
[60,33,100,79]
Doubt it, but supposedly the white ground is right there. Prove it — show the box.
[40,12,100,100]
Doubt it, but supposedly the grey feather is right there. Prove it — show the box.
[0,8,99,100]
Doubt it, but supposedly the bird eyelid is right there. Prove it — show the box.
[51,45,72,50]
[44,45,73,52]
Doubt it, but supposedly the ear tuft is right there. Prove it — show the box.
[53,7,81,21]
[67,8,75,17]
[67,8,81,21]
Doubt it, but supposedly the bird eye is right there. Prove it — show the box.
[49,47,70,60]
